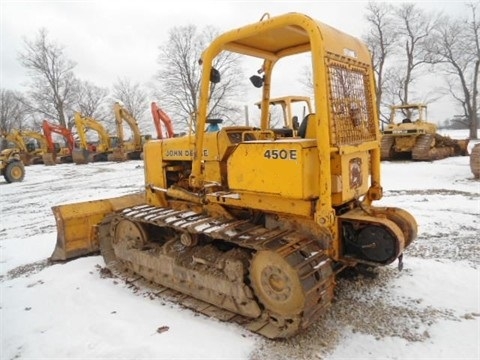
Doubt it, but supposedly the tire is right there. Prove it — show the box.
[4,161,25,183]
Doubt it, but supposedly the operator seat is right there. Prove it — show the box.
[298,114,316,138]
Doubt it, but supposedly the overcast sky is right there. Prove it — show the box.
[0,1,472,122]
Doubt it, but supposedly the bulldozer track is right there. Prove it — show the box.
[97,205,336,339]
[412,134,434,160]
[412,134,458,161]
[380,135,394,160]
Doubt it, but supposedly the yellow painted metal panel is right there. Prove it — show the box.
[331,151,370,205]
[161,136,196,161]
[206,190,315,217]
[227,140,318,199]
[144,140,165,187]
[51,192,145,261]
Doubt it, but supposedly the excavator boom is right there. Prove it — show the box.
[151,102,175,139]
[110,103,145,161]
[42,120,75,165]
[72,112,113,164]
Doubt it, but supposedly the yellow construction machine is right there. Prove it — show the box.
[3,129,48,165]
[255,95,313,137]
[0,148,25,183]
[72,112,119,164]
[381,103,470,161]
[109,103,150,161]
[41,120,75,165]
[151,102,175,139]
[50,12,417,339]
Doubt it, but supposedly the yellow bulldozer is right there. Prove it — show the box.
[380,103,470,161]
[50,12,417,339]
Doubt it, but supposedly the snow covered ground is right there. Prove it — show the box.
[1,131,479,359]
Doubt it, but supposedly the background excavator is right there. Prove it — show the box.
[150,102,175,139]
[108,103,150,161]
[50,12,417,339]
[380,103,470,161]
[72,112,119,164]
[42,120,75,165]
[2,129,48,165]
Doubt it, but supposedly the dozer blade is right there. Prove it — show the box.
[50,192,145,261]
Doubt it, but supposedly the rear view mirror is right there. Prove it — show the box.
[250,75,264,88]
[210,68,220,83]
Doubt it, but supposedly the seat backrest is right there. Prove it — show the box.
[298,114,316,138]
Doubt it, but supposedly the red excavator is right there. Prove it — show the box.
[42,120,75,165]
[150,102,175,139]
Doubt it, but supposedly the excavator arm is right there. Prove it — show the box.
[111,103,143,160]
[113,103,142,147]
[42,120,75,153]
[42,120,75,165]
[76,113,112,151]
[72,112,114,164]
[74,113,89,151]
[150,102,175,139]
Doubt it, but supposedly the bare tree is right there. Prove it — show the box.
[111,77,148,121]
[110,77,150,137]
[363,1,399,122]
[18,28,77,128]
[425,3,479,139]
[300,65,313,94]
[394,3,441,105]
[0,89,30,134]
[155,25,244,132]
[74,80,110,121]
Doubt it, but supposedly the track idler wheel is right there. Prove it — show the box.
[249,250,305,317]
[100,217,147,265]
